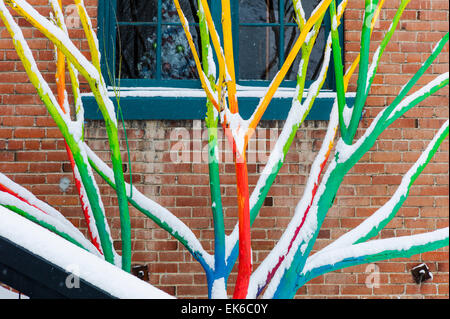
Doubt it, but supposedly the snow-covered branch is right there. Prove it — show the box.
[84,144,215,273]
[0,190,100,256]
[301,228,449,285]
[321,120,449,253]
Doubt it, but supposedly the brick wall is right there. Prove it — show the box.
[0,0,448,299]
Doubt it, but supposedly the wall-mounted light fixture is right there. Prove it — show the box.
[411,263,433,284]
[131,264,149,281]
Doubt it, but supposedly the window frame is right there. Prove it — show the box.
[83,0,351,121]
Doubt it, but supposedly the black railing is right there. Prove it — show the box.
[0,235,115,299]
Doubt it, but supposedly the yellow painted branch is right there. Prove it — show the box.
[221,0,238,114]
[174,0,220,111]
[247,0,332,133]
[293,0,306,29]
[74,0,101,73]
[198,0,228,110]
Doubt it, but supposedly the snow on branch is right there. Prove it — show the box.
[301,228,449,285]
[336,72,449,166]
[0,190,100,255]
[84,144,215,272]
[321,120,449,253]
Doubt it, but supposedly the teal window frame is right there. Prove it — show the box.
[83,0,351,121]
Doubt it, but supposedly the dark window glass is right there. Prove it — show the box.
[117,0,157,23]
[161,25,199,80]
[114,0,330,85]
[239,0,279,24]
[116,0,200,80]
[239,26,279,80]
[117,25,157,79]
[238,0,327,83]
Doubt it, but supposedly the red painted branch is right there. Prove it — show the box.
[233,155,252,299]
[64,143,103,254]
[55,38,103,254]
[260,137,335,295]
[0,183,48,215]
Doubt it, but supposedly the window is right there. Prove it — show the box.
[84,0,348,120]
[114,1,201,85]
[237,0,327,85]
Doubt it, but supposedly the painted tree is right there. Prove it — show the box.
[0,0,448,299]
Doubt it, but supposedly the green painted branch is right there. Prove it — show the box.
[300,37,450,280]
[246,7,326,227]
[329,0,347,139]
[74,0,102,73]
[50,0,84,127]
[206,111,226,277]
[0,204,96,254]
[354,122,449,245]
[343,0,379,144]
[196,1,227,296]
[85,145,213,273]
[300,228,449,287]
[74,3,132,271]
[321,120,449,252]
[344,73,449,172]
